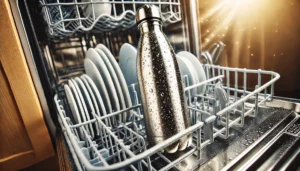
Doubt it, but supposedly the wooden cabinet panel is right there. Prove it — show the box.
[0,62,33,160]
[0,0,55,170]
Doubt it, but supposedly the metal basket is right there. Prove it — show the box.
[55,64,280,171]
[40,0,182,37]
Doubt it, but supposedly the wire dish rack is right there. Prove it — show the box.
[55,64,280,171]
[40,0,182,37]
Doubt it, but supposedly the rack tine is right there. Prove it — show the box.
[226,69,230,96]
[241,102,245,126]
[196,115,202,160]
[234,68,238,102]
[254,85,259,117]
[243,68,247,97]
[271,74,275,101]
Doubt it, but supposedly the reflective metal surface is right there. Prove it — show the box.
[196,99,300,171]
[265,98,300,113]
[198,106,297,170]
[189,0,201,58]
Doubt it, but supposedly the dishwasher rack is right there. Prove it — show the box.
[40,0,181,37]
[55,64,280,171]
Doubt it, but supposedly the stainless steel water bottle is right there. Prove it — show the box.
[136,5,192,153]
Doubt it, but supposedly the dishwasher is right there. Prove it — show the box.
[9,0,300,170]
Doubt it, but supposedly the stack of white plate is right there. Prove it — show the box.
[64,44,133,141]
[119,43,207,100]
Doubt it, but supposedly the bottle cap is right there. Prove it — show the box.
[136,5,162,24]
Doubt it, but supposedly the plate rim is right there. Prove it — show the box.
[96,44,133,120]
[64,84,85,139]
[119,43,138,86]
[80,75,100,116]
[70,79,95,138]
[81,74,112,127]
[84,58,116,126]
[176,55,197,97]
[93,48,127,122]
[178,55,200,93]
[87,48,123,123]
[68,79,91,137]
[75,77,100,136]
[177,51,207,94]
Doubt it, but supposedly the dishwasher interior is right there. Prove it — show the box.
[15,0,300,170]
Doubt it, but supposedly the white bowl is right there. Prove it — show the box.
[82,0,111,18]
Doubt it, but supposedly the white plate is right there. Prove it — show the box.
[68,80,91,137]
[178,55,200,87]
[94,48,127,119]
[84,58,117,126]
[119,43,138,87]
[64,84,85,139]
[119,43,140,106]
[70,79,95,139]
[93,48,127,123]
[86,48,122,123]
[72,79,95,138]
[80,75,100,117]
[75,77,100,136]
[176,56,198,97]
[177,51,207,94]
[81,74,112,127]
[96,44,133,120]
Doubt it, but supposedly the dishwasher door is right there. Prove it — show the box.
[10,0,299,170]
